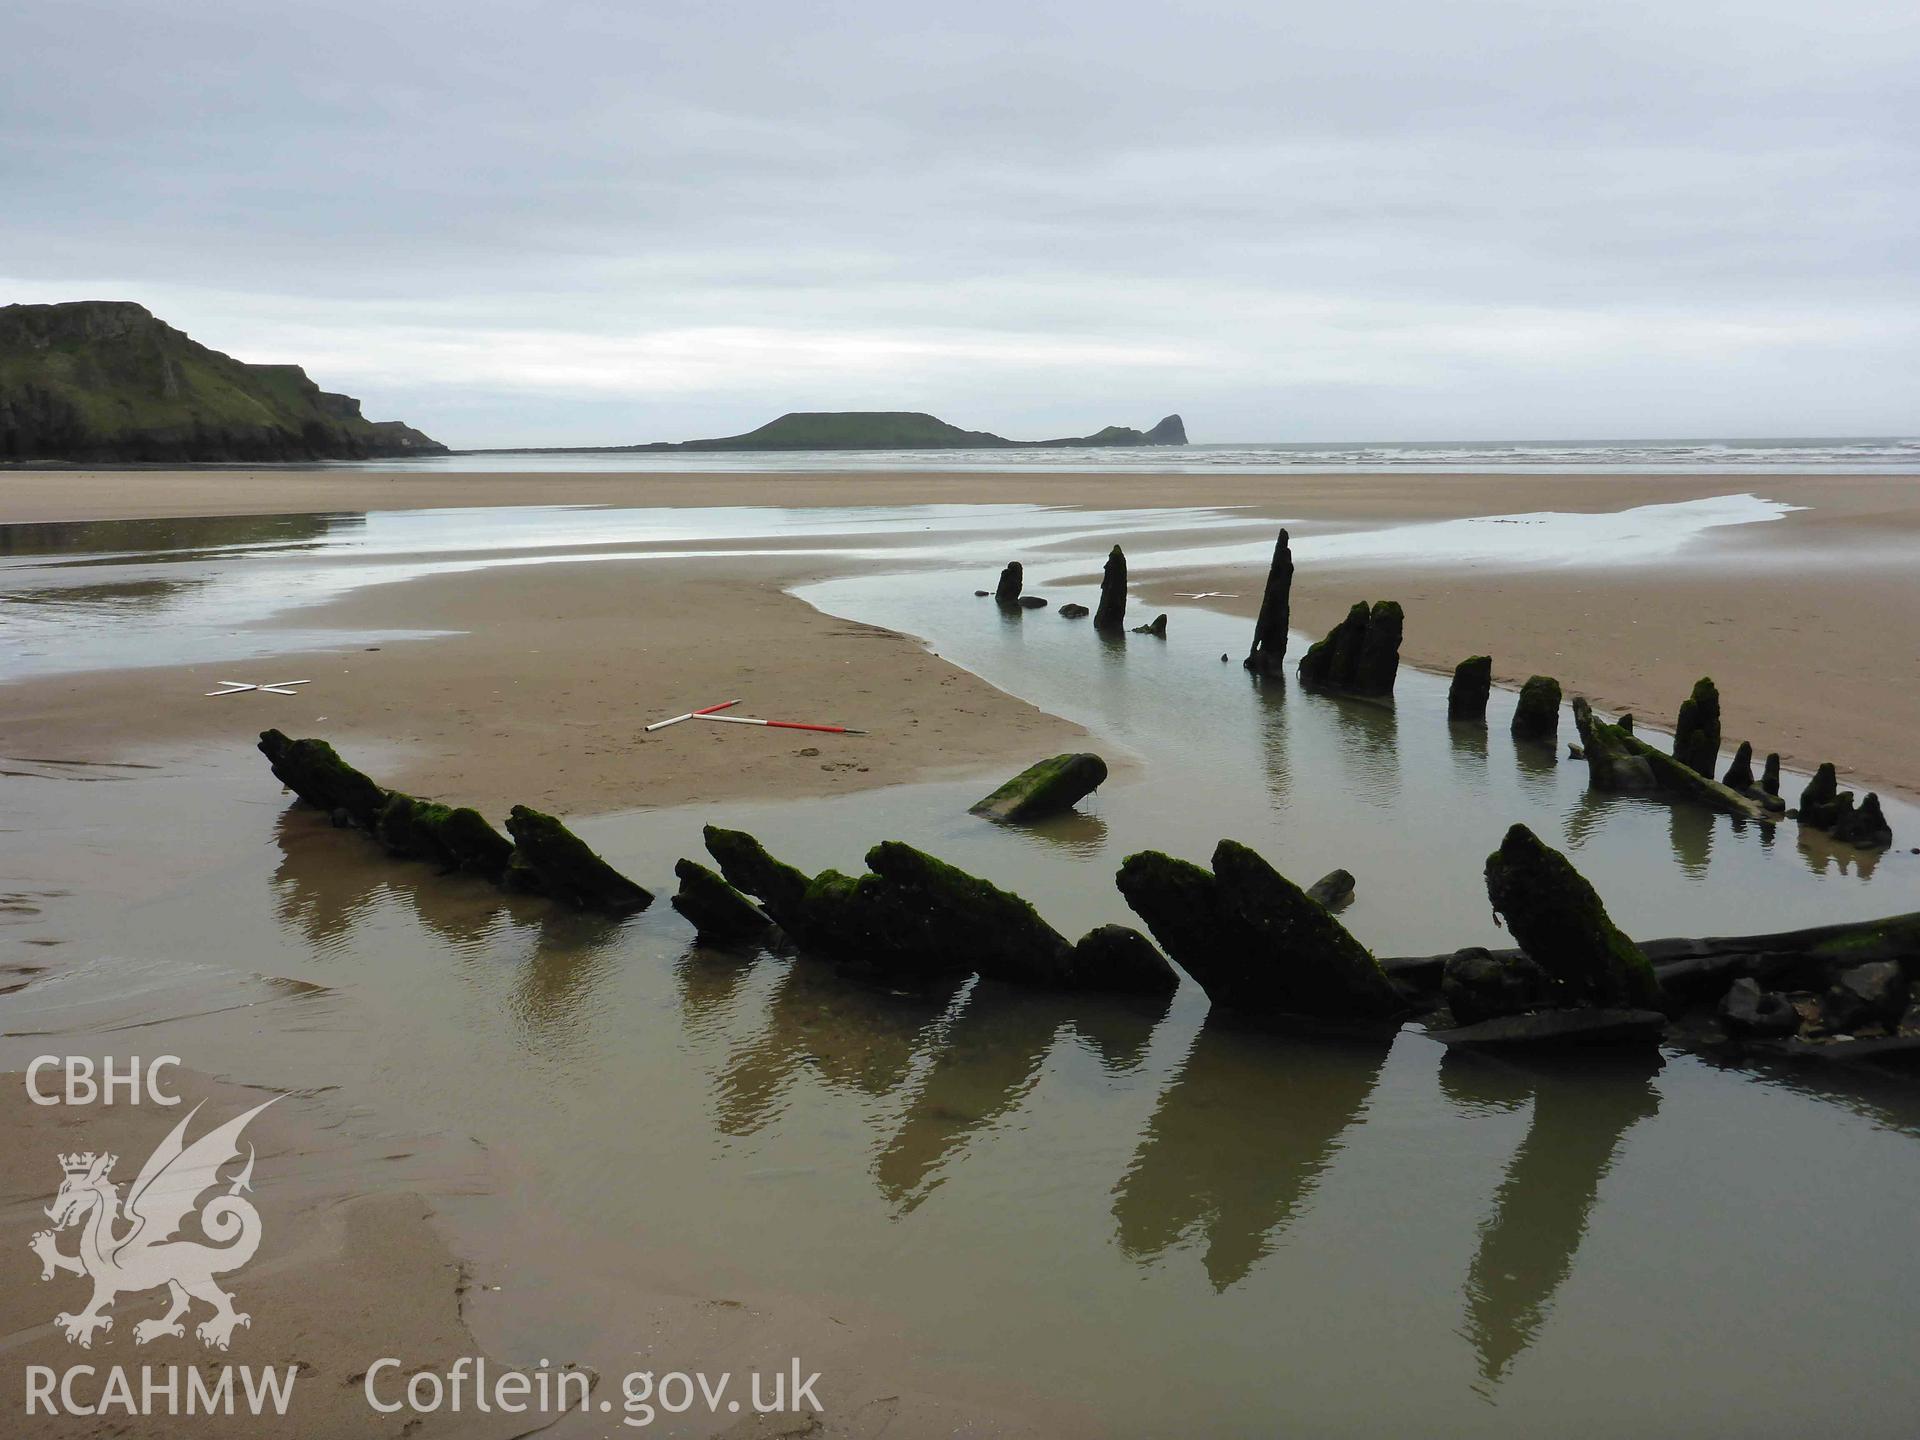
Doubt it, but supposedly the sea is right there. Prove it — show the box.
[314,435,1920,474]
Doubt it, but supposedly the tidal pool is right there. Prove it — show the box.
[3,500,1917,1437]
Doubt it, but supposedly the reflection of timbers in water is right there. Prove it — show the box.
[1111,1019,1389,1291]
[874,983,1171,1213]
[1440,1048,1661,1388]
[710,957,963,1138]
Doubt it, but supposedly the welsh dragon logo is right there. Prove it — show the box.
[29,1098,276,1350]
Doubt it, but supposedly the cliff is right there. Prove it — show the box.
[0,301,446,462]
[521,409,1189,453]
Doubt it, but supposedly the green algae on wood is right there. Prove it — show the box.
[1297,602,1370,691]
[1295,600,1403,697]
[702,824,816,936]
[1211,839,1401,1018]
[504,805,653,915]
[1448,655,1492,722]
[1573,698,1768,820]
[434,806,516,879]
[373,793,512,878]
[1509,676,1561,741]
[257,728,387,828]
[1483,823,1661,1010]
[1672,676,1722,776]
[1572,697,1657,792]
[1115,843,1399,1019]
[671,858,773,943]
[1351,601,1404,696]
[375,792,458,864]
[858,840,1079,986]
[969,752,1108,823]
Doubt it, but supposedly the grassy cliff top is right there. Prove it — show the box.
[0,301,444,462]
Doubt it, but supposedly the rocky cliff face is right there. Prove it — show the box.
[0,301,446,462]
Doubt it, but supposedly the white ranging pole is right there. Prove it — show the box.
[645,698,742,732]
[205,680,312,697]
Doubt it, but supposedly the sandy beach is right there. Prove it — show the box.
[4,467,1918,804]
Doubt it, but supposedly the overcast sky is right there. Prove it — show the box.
[5,0,1915,446]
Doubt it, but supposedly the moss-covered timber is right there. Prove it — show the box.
[1672,677,1722,776]
[1510,676,1561,741]
[1483,823,1661,1009]
[257,728,387,828]
[1797,763,1843,828]
[970,752,1109,823]
[671,859,773,943]
[1350,601,1404,695]
[1094,546,1128,633]
[1242,529,1293,675]
[850,841,1081,986]
[1115,842,1400,1019]
[372,793,515,879]
[1448,655,1492,721]
[1572,699,1767,820]
[1068,925,1179,994]
[993,561,1023,606]
[1721,741,1755,792]
[1211,840,1402,1017]
[503,805,653,915]
[702,825,816,937]
[1296,602,1370,691]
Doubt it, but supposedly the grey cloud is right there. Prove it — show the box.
[3,0,1915,444]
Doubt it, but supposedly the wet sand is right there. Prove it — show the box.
[0,1066,543,1439]
[4,467,1918,804]
[1,551,1085,817]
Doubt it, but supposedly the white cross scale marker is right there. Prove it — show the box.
[1175,591,1240,599]
[204,680,313,697]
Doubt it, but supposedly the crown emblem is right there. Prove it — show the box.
[59,1152,112,1176]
